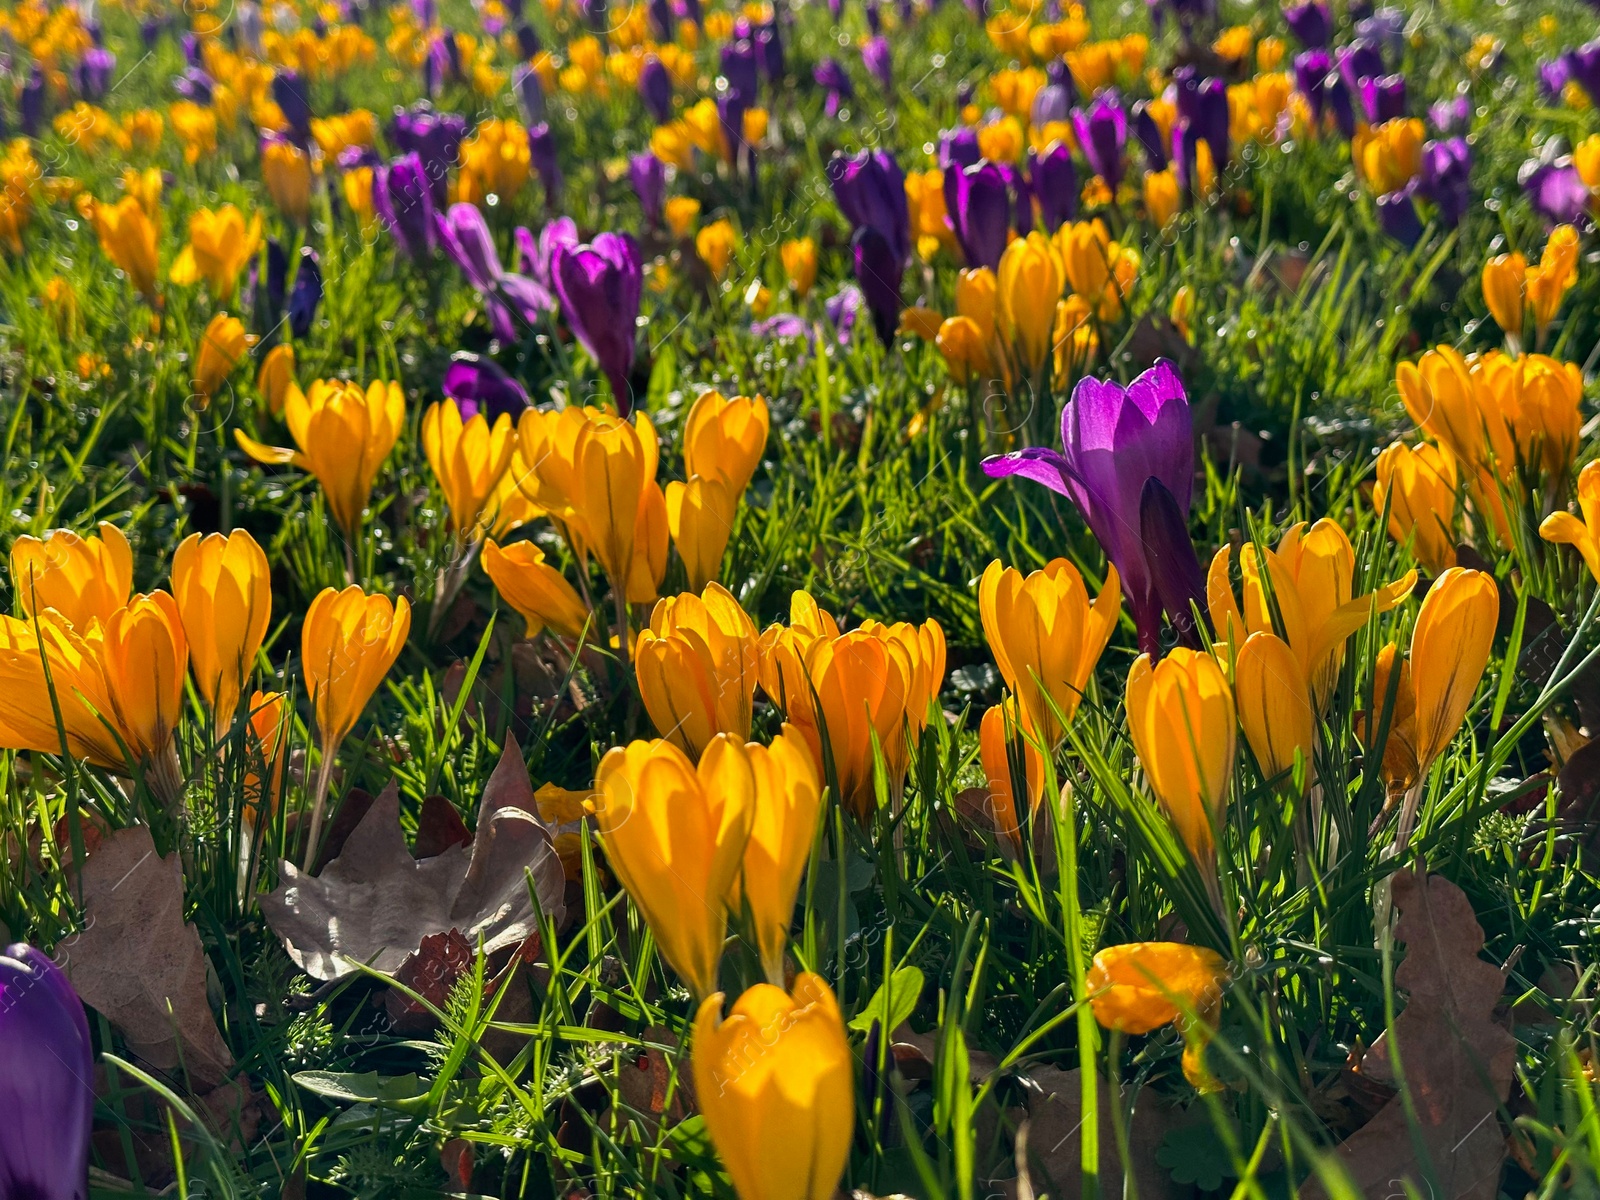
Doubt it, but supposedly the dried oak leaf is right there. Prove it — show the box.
[55,825,234,1089]
[1304,870,1515,1200]
[260,739,567,981]
[1015,1066,1180,1200]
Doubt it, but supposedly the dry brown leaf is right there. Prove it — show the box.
[260,739,567,980]
[1304,870,1515,1200]
[55,825,234,1088]
[1015,1066,1180,1200]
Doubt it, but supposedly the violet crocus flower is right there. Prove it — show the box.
[718,89,750,166]
[1139,477,1207,648]
[373,153,437,259]
[515,23,542,58]
[551,233,645,415]
[272,69,312,143]
[1,944,94,1200]
[1292,49,1331,121]
[1355,7,1406,61]
[721,39,759,101]
[1563,38,1600,107]
[814,57,853,116]
[639,54,673,122]
[173,66,214,104]
[391,104,468,208]
[631,152,667,226]
[1337,39,1384,92]
[1522,160,1592,226]
[851,226,903,345]
[1376,183,1423,247]
[1539,57,1571,101]
[20,68,44,137]
[982,360,1195,653]
[1428,94,1471,133]
[515,65,546,124]
[947,161,1010,270]
[1032,143,1078,231]
[1031,83,1072,131]
[529,122,563,205]
[1361,74,1406,123]
[940,127,982,173]
[1174,68,1229,165]
[1282,0,1330,47]
[1071,89,1128,191]
[649,0,673,39]
[755,24,783,80]
[862,36,892,90]
[1132,99,1168,167]
[289,249,322,337]
[515,216,579,288]
[1417,137,1471,227]
[443,352,530,419]
[1326,71,1356,138]
[77,47,115,101]
[1003,163,1034,235]
[436,203,554,340]
[827,148,911,270]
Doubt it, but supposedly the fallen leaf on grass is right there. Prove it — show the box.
[55,824,234,1088]
[260,739,567,980]
[1304,870,1515,1200]
[1014,1066,1180,1200]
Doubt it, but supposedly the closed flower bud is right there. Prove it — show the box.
[954,266,997,337]
[92,195,159,300]
[1481,252,1526,341]
[10,522,133,629]
[977,700,1044,850]
[979,557,1121,749]
[171,529,272,722]
[1232,631,1313,788]
[1144,165,1180,227]
[576,410,651,592]
[696,217,739,279]
[899,305,944,341]
[998,231,1064,378]
[482,538,590,639]
[422,400,517,536]
[937,315,995,384]
[1373,441,1458,574]
[1526,224,1579,339]
[635,583,761,759]
[1125,648,1235,862]
[595,735,756,998]
[691,973,853,1200]
[261,134,313,224]
[627,479,671,605]
[731,726,823,983]
[781,236,818,297]
[169,204,262,300]
[1087,942,1227,1034]
[682,390,769,497]
[256,343,296,416]
[302,584,411,753]
[1051,294,1099,385]
[666,475,736,592]
[100,591,189,800]
[236,379,406,535]
[193,312,249,407]
[1408,566,1498,773]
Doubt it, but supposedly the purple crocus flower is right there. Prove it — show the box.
[1140,477,1207,648]
[850,226,903,345]
[1174,68,1229,165]
[141,16,164,46]
[827,148,911,270]
[1562,38,1600,107]
[182,32,203,66]
[391,104,468,208]
[1293,49,1331,121]
[721,39,759,102]
[1003,163,1033,235]
[631,152,667,226]
[1132,99,1168,167]
[982,361,1195,653]
[862,36,892,90]
[755,24,783,80]
[1376,183,1423,247]
[718,88,750,166]
[237,2,264,54]
[649,0,674,39]
[1539,57,1571,101]
[940,127,982,173]
[19,69,45,137]
[272,68,313,143]
[1031,83,1072,131]
[1071,89,1128,191]
[1,944,94,1200]
[515,23,542,60]
[1282,1,1330,47]
[373,152,437,259]
[1361,74,1406,123]
[1522,160,1592,226]
[865,0,883,33]
[515,64,546,124]
[1326,70,1357,139]
[515,216,580,288]
[583,0,609,31]
[1428,94,1471,133]
[551,233,645,415]
[173,66,214,104]
[289,248,322,337]
[443,352,530,419]
[814,57,854,116]
[639,54,673,122]
[1337,39,1384,92]
[77,48,115,101]
[1032,143,1078,231]
[947,161,1010,270]
[1355,7,1406,61]
[1417,137,1471,227]
[528,122,563,205]
[436,203,554,340]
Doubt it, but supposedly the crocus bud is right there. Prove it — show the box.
[731,726,823,983]
[1087,942,1227,1033]
[261,133,313,224]
[257,343,297,415]
[1032,143,1078,232]
[550,234,644,416]
[1481,252,1525,342]
[997,231,1063,379]
[193,313,249,407]
[691,973,853,1200]
[1527,224,1580,340]
[1071,88,1128,192]
[634,583,761,759]
[977,700,1043,850]
[979,557,1121,749]
[242,690,290,829]
[1373,441,1458,573]
[1232,631,1313,788]
[936,315,994,384]
[10,522,133,629]
[528,121,563,204]
[1376,185,1423,248]
[948,161,1010,271]
[682,390,770,495]
[862,34,892,89]
[569,409,651,592]
[630,152,667,226]
[100,591,189,782]
[1408,567,1498,772]
[1125,647,1236,862]
[289,249,322,338]
[172,530,272,723]
[666,475,736,592]
[303,585,410,755]
[781,237,818,297]
[696,218,739,279]
[851,225,904,345]
[235,379,406,535]
[1282,0,1330,46]
[595,735,756,998]
[1145,166,1180,227]
[442,354,530,421]
[482,538,590,638]
[422,400,517,536]
[272,68,313,142]
[0,944,93,1200]
[93,196,159,301]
